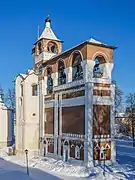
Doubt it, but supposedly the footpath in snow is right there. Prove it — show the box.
[0,139,135,179]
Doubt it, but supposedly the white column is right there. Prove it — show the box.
[39,80,44,156]
[52,72,58,87]
[110,84,116,163]
[85,60,95,83]
[67,67,72,83]
[44,76,47,95]
[100,63,114,79]
[54,93,58,155]
[85,82,94,167]
[58,93,62,156]
[59,93,62,136]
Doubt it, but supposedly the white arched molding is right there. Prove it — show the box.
[92,51,108,63]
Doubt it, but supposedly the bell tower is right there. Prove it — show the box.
[32,16,63,66]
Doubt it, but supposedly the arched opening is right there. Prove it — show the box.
[47,42,58,54]
[93,56,105,78]
[72,52,83,81]
[38,42,42,54]
[58,60,66,85]
[47,67,53,94]
[38,64,43,75]
[63,140,69,162]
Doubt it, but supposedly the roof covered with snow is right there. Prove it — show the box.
[88,38,107,45]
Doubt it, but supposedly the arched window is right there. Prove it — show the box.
[47,67,53,94]
[72,53,83,81]
[47,42,58,54]
[58,60,66,85]
[38,42,42,54]
[38,64,43,75]
[93,56,104,78]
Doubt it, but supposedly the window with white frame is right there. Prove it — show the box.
[32,84,38,96]
[21,84,23,96]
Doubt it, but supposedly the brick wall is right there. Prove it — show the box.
[45,108,54,134]
[93,105,110,137]
[62,105,85,134]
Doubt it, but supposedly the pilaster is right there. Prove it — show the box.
[54,93,58,155]
[67,67,72,83]
[110,84,116,163]
[85,60,95,83]
[84,82,94,166]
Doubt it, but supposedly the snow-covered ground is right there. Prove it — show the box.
[0,140,135,180]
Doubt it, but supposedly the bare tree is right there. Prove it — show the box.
[112,80,123,113]
[126,93,135,110]
[5,87,15,113]
[126,93,135,146]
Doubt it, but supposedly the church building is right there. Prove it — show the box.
[15,16,116,166]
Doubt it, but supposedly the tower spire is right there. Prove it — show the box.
[37,25,40,40]
[45,15,51,28]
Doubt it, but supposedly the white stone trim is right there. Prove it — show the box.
[52,72,58,87]
[59,93,62,135]
[92,78,111,84]
[66,67,72,83]
[62,133,84,139]
[44,102,54,108]
[85,60,95,82]
[54,79,84,91]
[93,96,112,105]
[44,134,54,138]
[62,96,85,107]
[110,84,115,137]
[85,82,94,166]
[61,87,85,94]
[93,87,110,90]
[110,84,116,163]
[54,93,58,155]
[60,136,84,141]
[93,138,112,142]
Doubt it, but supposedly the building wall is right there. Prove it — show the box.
[62,105,85,134]
[0,104,14,147]
[16,35,116,164]
[15,72,39,154]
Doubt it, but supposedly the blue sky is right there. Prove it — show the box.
[0,0,134,95]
